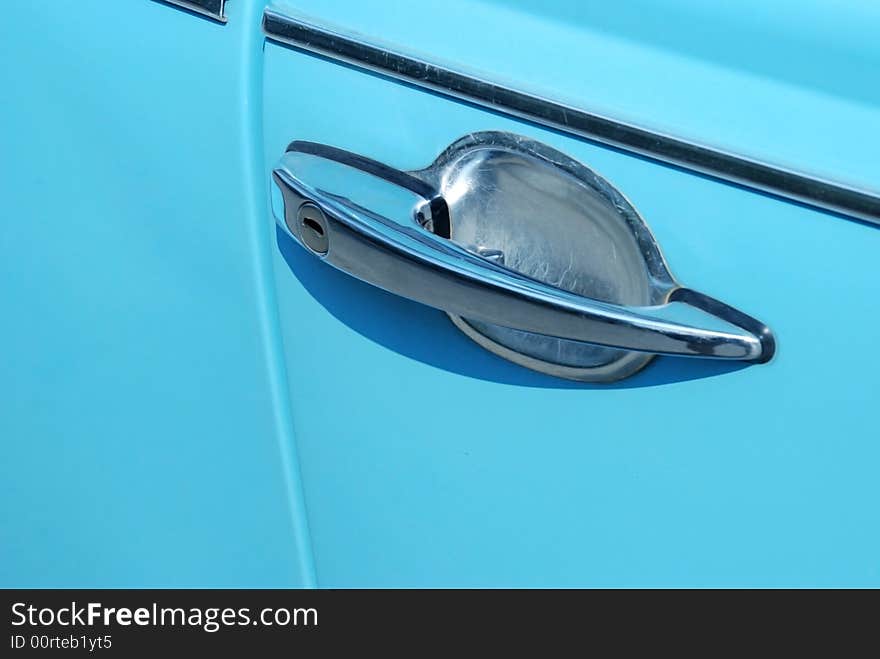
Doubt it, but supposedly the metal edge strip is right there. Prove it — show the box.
[262,7,880,226]
[160,0,227,23]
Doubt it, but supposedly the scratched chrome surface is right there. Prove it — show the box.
[418,132,671,374]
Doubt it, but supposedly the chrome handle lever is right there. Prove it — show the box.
[272,135,774,382]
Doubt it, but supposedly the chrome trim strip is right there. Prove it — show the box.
[159,0,227,23]
[263,8,880,226]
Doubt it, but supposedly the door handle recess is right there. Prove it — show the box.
[272,132,775,382]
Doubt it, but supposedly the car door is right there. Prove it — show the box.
[260,0,880,587]
[4,0,879,588]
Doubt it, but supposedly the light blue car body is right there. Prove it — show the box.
[3,0,879,587]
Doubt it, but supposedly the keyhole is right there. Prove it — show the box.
[295,203,329,255]
[302,217,325,237]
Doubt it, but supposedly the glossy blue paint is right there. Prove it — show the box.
[278,0,880,193]
[262,3,880,586]
[3,0,879,588]
[0,1,314,586]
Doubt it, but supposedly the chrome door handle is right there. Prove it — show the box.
[272,133,775,382]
